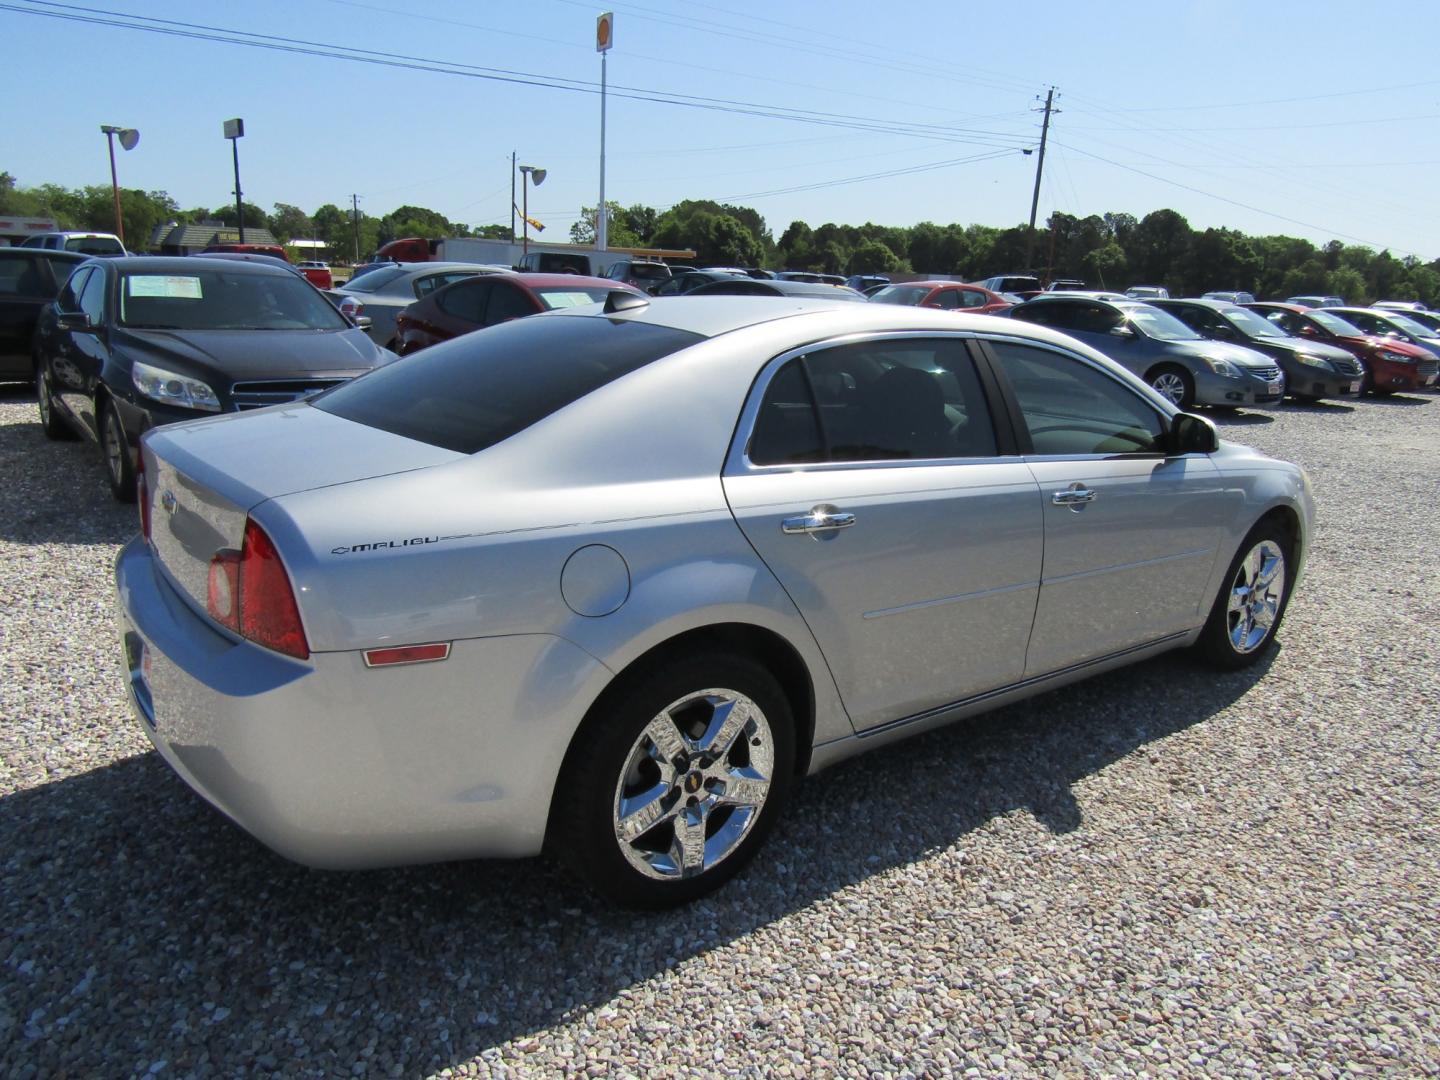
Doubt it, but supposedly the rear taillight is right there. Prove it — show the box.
[137,448,151,543]
[205,519,310,660]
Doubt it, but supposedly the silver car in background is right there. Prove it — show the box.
[1010,295,1285,409]
[116,297,1312,906]
[325,261,512,348]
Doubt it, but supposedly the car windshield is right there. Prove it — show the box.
[118,270,350,331]
[1381,313,1439,338]
[869,285,930,306]
[66,236,123,255]
[314,316,703,454]
[1126,306,1201,341]
[343,266,408,292]
[534,287,614,309]
[1308,310,1364,336]
[1222,306,1288,337]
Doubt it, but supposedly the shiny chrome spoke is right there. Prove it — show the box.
[715,771,769,808]
[1225,538,1286,654]
[616,781,677,843]
[670,807,707,876]
[643,714,689,764]
[699,697,752,759]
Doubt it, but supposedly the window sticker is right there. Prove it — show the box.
[537,290,605,308]
[127,275,204,299]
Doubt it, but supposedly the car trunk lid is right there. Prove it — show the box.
[141,402,463,618]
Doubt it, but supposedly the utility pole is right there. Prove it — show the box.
[1024,87,1057,272]
[510,151,517,244]
[351,194,361,263]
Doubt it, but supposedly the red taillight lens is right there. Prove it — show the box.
[237,519,309,659]
[137,448,151,543]
[207,550,241,632]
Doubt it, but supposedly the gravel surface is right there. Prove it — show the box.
[2,384,1437,1078]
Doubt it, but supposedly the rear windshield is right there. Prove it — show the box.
[342,266,407,292]
[628,264,670,280]
[313,316,704,454]
[66,236,124,255]
[869,285,930,306]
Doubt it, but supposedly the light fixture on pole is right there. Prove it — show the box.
[518,164,546,257]
[596,12,613,251]
[222,118,246,243]
[99,125,139,245]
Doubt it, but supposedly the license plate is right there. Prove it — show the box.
[1267,382,1282,395]
[1424,374,1437,386]
[1348,380,1361,393]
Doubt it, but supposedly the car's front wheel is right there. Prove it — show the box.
[552,653,795,907]
[100,399,136,503]
[1148,364,1195,409]
[1197,523,1292,669]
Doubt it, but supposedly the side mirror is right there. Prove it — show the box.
[58,310,93,330]
[353,315,373,331]
[1298,324,1318,336]
[1211,324,1237,340]
[1168,412,1219,455]
[1109,324,1135,338]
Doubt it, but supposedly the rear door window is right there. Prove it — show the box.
[483,281,537,324]
[314,316,703,454]
[436,279,491,323]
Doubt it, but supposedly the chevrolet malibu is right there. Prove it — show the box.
[116,296,1312,906]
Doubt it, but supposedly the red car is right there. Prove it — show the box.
[394,273,643,355]
[1245,303,1439,395]
[867,280,1013,314]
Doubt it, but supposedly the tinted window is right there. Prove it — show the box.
[343,266,408,292]
[57,267,90,311]
[414,272,475,298]
[749,360,825,466]
[629,264,670,282]
[435,279,489,323]
[933,290,961,310]
[118,269,348,330]
[991,342,1165,456]
[0,255,50,299]
[66,235,124,256]
[484,282,537,323]
[314,317,704,454]
[750,338,997,464]
[1013,301,1116,332]
[78,268,107,322]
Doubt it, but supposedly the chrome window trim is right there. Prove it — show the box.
[724,329,1011,477]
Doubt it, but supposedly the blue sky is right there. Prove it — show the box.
[5,0,1439,258]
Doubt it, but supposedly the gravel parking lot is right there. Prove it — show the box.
[1,384,1437,1078]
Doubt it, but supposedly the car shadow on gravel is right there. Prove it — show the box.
[0,647,1275,1075]
[0,387,135,546]
[1207,410,1274,427]
[1357,393,1433,406]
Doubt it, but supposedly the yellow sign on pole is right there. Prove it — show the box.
[596,11,613,52]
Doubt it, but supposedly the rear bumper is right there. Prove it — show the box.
[115,537,609,868]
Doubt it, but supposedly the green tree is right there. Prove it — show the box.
[1082,242,1128,288]
[570,201,640,247]
[270,202,313,244]
[848,238,905,274]
[378,204,468,246]
[210,201,273,234]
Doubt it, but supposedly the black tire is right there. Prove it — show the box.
[1197,521,1293,669]
[1359,364,1374,395]
[550,651,796,907]
[100,398,137,503]
[35,365,73,441]
[1148,364,1195,409]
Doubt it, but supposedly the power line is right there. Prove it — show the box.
[5,1,1031,150]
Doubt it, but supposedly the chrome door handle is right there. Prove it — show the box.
[782,506,856,535]
[1052,486,1097,507]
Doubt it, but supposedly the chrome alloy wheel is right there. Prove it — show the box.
[102,406,127,486]
[1151,370,1188,405]
[612,688,775,881]
[1226,539,1286,654]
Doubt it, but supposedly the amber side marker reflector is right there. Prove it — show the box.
[363,642,452,668]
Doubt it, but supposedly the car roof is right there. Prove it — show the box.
[1247,302,1305,312]
[100,255,292,276]
[1154,297,1233,310]
[548,295,994,339]
[509,273,627,289]
[0,248,90,263]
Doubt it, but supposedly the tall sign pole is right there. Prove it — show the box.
[99,125,138,245]
[223,118,246,244]
[1024,88,1057,272]
[510,150,517,244]
[596,11,613,251]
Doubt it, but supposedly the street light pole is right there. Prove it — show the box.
[222,118,246,244]
[596,12,613,251]
[518,165,546,258]
[99,125,138,245]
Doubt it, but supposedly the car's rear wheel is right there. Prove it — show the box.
[35,366,72,440]
[1148,364,1194,409]
[552,652,795,907]
[100,399,136,503]
[1197,523,1292,669]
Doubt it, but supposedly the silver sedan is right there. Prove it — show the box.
[116,296,1313,906]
